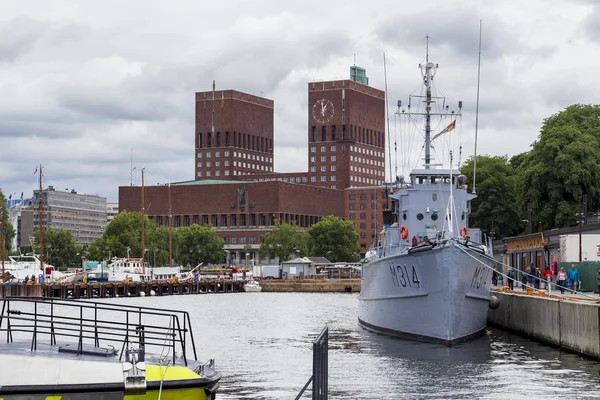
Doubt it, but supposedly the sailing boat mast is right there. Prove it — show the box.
[169,183,173,268]
[422,35,436,169]
[141,168,145,274]
[38,165,44,272]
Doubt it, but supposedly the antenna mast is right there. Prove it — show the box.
[130,148,133,186]
[472,20,482,194]
[422,35,436,169]
[141,168,145,274]
[384,52,393,182]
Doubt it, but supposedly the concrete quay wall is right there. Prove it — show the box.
[488,292,600,358]
[261,279,361,293]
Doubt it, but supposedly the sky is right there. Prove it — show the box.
[0,0,599,203]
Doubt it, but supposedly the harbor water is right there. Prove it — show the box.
[111,293,599,399]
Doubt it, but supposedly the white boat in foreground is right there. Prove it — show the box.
[243,279,262,292]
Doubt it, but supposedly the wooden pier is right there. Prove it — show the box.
[0,279,246,299]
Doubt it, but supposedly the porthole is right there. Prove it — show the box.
[403,213,407,220]
[431,213,438,221]
[461,214,465,221]
[417,213,424,221]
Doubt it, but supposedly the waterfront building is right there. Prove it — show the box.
[20,186,107,246]
[107,203,119,222]
[120,66,387,258]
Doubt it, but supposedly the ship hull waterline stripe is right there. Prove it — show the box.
[0,375,221,395]
[358,317,486,346]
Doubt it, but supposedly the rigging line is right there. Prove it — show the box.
[473,19,483,195]
[455,242,595,300]
[394,113,398,179]
[384,52,393,183]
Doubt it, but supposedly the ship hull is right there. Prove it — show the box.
[358,241,493,345]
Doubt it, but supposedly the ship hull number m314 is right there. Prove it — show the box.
[389,265,421,288]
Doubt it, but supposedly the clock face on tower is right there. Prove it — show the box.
[312,99,335,124]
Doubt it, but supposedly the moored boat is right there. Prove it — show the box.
[243,279,262,292]
[358,39,495,345]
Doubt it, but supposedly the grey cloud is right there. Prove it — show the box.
[0,17,48,62]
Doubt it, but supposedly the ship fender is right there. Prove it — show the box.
[489,295,500,309]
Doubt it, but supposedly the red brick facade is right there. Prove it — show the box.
[195,89,274,179]
[119,180,344,264]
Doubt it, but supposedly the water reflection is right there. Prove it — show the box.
[14,293,598,399]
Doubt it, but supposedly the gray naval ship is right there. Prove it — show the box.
[358,44,496,345]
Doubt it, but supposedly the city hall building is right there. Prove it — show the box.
[119,67,391,264]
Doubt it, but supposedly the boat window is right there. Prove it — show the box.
[403,213,407,220]
[461,214,465,220]
[431,213,438,221]
[417,213,424,221]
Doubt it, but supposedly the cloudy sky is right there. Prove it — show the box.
[0,0,598,203]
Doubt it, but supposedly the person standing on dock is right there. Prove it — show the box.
[557,268,567,294]
[596,268,600,297]
[567,264,580,293]
[544,265,552,290]
[507,268,514,290]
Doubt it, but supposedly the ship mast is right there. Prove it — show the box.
[422,35,436,169]
[38,165,44,272]
[141,168,145,274]
[169,183,173,268]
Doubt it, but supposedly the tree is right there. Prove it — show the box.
[175,224,225,267]
[35,228,78,269]
[516,104,600,229]
[86,211,168,265]
[460,155,521,238]
[0,193,16,256]
[259,220,307,262]
[307,215,360,262]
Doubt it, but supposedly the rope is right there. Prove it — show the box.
[455,241,596,300]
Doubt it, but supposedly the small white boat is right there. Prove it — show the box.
[243,279,262,292]
[3,254,64,282]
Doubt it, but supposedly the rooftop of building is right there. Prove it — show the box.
[194,88,274,108]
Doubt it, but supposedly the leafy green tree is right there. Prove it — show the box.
[516,104,600,229]
[35,228,78,269]
[259,220,307,262]
[307,215,360,262]
[0,193,16,256]
[174,224,225,267]
[460,155,521,238]
[86,211,168,265]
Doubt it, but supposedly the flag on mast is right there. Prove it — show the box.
[432,120,456,141]
[34,166,38,175]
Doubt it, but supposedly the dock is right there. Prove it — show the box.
[488,287,600,359]
[0,279,246,299]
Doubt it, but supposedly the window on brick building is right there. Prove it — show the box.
[321,125,326,141]
[331,125,336,141]
[211,214,218,226]
[360,203,366,210]
[321,176,326,181]
[360,213,366,219]
[342,124,346,139]
[311,126,316,142]
[371,193,377,199]
[198,133,202,148]
[331,176,336,181]
[184,215,190,227]
[156,216,163,225]
[240,214,247,226]
[240,237,247,244]
[311,166,316,172]
[230,214,237,227]
[360,223,366,229]
[250,236,256,244]
[349,214,355,220]
[207,132,212,148]
[349,204,355,210]
[249,213,256,226]
[360,194,367,200]
[175,215,181,227]
[231,237,237,244]
[225,132,230,146]
[216,132,221,147]
[259,213,266,225]
[193,215,199,225]
[349,194,355,200]
[221,214,227,226]
[311,176,316,182]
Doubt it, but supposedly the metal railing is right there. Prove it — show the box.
[0,296,197,366]
[295,326,328,400]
